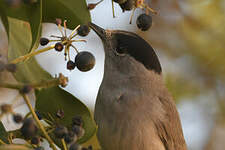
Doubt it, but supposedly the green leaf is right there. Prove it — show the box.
[7,17,51,83]
[35,87,96,144]
[42,0,91,29]
[0,122,8,144]
[0,0,42,52]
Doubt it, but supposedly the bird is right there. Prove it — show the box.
[88,22,187,150]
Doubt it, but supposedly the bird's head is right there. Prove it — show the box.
[89,22,162,75]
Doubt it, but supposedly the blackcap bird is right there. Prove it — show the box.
[89,23,187,150]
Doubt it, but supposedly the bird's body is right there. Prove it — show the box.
[89,23,187,150]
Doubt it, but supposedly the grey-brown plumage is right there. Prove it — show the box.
[89,23,187,150]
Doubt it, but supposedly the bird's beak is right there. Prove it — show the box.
[88,22,107,40]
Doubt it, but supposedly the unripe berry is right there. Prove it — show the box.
[55,42,64,52]
[40,38,49,46]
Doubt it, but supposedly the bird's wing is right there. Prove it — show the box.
[153,96,187,150]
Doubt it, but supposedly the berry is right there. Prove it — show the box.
[75,51,95,72]
[55,18,62,25]
[54,125,68,139]
[34,146,44,150]
[5,64,16,73]
[72,116,83,126]
[64,131,77,144]
[20,118,38,139]
[20,85,32,94]
[67,60,76,70]
[69,142,80,150]
[88,145,93,150]
[77,25,90,37]
[55,42,64,52]
[71,125,85,138]
[31,136,40,145]
[35,111,42,120]
[0,61,5,72]
[82,148,88,150]
[0,104,12,113]
[113,0,127,4]
[13,114,23,123]
[119,0,134,12]
[136,14,152,31]
[40,37,49,46]
[56,109,64,119]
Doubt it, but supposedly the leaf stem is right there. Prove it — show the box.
[22,94,57,150]
[10,45,55,64]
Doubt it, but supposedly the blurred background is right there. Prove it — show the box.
[0,0,225,150]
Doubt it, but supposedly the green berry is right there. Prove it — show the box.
[20,118,38,139]
[67,60,76,70]
[40,37,49,46]
[54,125,68,139]
[77,25,90,37]
[55,42,64,52]
[75,51,95,72]
[136,14,152,31]
[13,114,23,123]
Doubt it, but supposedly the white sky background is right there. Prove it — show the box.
[0,0,216,150]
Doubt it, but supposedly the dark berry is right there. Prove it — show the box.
[20,85,32,94]
[64,131,77,144]
[40,37,49,46]
[54,125,68,139]
[113,0,127,4]
[56,109,64,119]
[75,51,95,72]
[69,142,80,150]
[31,136,40,145]
[5,63,16,73]
[1,104,12,113]
[77,25,90,37]
[0,61,5,72]
[35,111,42,120]
[34,146,44,150]
[136,14,152,31]
[72,116,83,126]
[55,42,64,52]
[13,114,23,123]
[71,125,85,138]
[119,0,134,12]
[67,60,76,70]
[20,118,38,139]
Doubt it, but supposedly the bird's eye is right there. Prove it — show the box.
[115,39,127,54]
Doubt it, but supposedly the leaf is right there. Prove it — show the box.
[0,122,8,144]
[35,87,96,144]
[7,17,51,83]
[42,0,91,29]
[0,0,42,52]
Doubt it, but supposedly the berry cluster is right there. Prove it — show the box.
[39,19,95,72]
[0,61,17,73]
[112,0,156,31]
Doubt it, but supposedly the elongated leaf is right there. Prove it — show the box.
[0,122,8,144]
[42,0,91,29]
[35,87,96,144]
